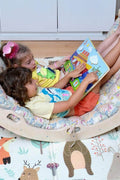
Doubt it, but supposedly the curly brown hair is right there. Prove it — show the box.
[0,43,31,68]
[0,67,32,106]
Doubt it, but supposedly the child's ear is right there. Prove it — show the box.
[13,64,18,68]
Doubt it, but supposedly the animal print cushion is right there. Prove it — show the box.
[79,69,120,125]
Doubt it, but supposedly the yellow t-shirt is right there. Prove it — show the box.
[25,92,54,119]
[32,64,60,88]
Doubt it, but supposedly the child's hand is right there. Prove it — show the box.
[69,63,86,78]
[85,71,98,84]
[56,55,71,68]
[61,55,71,63]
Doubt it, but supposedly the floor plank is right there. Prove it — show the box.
[2,40,102,58]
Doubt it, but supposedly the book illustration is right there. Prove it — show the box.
[64,38,110,96]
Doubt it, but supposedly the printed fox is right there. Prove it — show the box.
[0,137,16,164]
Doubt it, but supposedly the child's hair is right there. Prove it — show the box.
[0,67,32,106]
[0,42,31,68]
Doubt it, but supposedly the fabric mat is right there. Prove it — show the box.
[0,127,120,180]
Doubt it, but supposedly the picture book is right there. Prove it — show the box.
[64,38,110,97]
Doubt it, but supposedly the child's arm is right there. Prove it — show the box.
[48,56,70,69]
[53,63,86,89]
[52,71,98,114]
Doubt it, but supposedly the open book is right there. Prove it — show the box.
[64,38,110,97]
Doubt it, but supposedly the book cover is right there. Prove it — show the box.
[64,38,110,97]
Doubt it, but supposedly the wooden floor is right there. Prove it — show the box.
[2,40,102,58]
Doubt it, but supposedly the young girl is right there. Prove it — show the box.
[0,41,72,88]
[0,35,120,120]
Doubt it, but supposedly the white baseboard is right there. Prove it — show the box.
[0,32,107,41]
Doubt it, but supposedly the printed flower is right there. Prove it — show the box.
[47,162,59,176]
